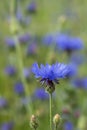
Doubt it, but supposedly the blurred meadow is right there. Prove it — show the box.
[0,0,87,130]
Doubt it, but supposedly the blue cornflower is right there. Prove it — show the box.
[65,64,77,78]
[27,2,37,13]
[4,65,16,76]
[5,37,15,48]
[14,82,24,95]
[0,97,8,109]
[19,33,30,44]
[73,78,87,89]
[56,34,83,54]
[64,121,74,130]
[34,88,49,100]
[26,43,37,55]
[16,10,31,25]
[32,62,70,92]
[1,121,14,130]
[42,34,54,45]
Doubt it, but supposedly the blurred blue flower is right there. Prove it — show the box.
[34,88,49,100]
[23,68,31,78]
[0,97,8,108]
[42,34,54,45]
[27,2,37,13]
[19,33,30,44]
[1,121,14,130]
[4,66,16,76]
[16,10,31,25]
[32,62,71,87]
[5,37,15,48]
[64,121,74,130]
[56,34,83,53]
[73,78,87,89]
[14,82,24,95]
[26,43,37,55]
[66,64,77,78]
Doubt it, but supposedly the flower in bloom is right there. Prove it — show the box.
[65,63,77,78]
[1,121,14,130]
[64,121,74,130]
[4,66,16,76]
[5,37,15,48]
[27,2,37,13]
[32,62,70,93]
[0,97,8,109]
[34,88,49,100]
[72,78,87,89]
[14,82,24,95]
[42,34,54,45]
[26,43,38,55]
[56,34,83,54]
[18,33,30,44]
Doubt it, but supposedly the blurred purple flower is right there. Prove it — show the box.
[27,2,37,13]
[1,121,14,130]
[14,82,24,95]
[19,33,30,43]
[66,64,77,78]
[42,34,54,45]
[56,34,83,54]
[26,43,37,55]
[64,121,74,130]
[34,88,49,100]
[4,66,16,76]
[0,97,8,109]
[73,78,87,89]
[5,37,15,48]
[16,9,31,25]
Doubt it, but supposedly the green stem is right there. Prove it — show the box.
[10,0,32,115]
[55,124,58,130]
[14,36,32,115]
[49,93,52,130]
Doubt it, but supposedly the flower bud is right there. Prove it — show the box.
[30,115,39,130]
[53,114,61,128]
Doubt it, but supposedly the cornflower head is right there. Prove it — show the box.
[42,34,54,46]
[4,65,16,76]
[5,37,15,48]
[18,33,30,44]
[56,34,83,55]
[63,121,74,130]
[26,42,38,55]
[32,62,70,93]
[27,2,37,14]
[0,97,8,109]
[72,78,87,90]
[65,63,77,78]
[0,121,14,130]
[34,88,49,100]
[14,82,24,95]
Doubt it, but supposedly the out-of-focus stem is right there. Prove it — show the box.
[10,0,32,115]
